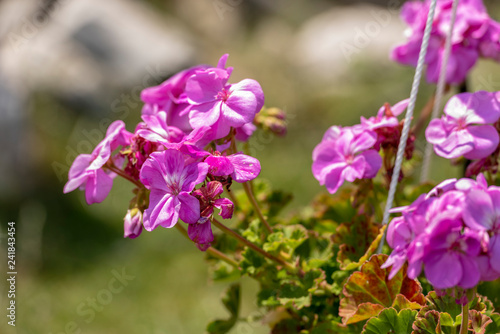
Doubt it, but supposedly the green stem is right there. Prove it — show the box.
[105,162,144,188]
[226,188,240,209]
[460,301,469,334]
[242,182,273,233]
[211,217,298,273]
[229,129,273,233]
[174,224,239,268]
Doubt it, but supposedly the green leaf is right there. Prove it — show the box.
[210,261,241,282]
[484,313,500,334]
[332,270,351,295]
[438,312,458,334]
[310,191,356,224]
[412,310,440,334]
[339,254,425,324]
[206,284,241,334]
[420,291,462,320]
[470,311,500,334]
[362,308,417,334]
[263,224,308,254]
[341,225,386,271]
[334,215,381,270]
[240,248,266,276]
[276,268,326,310]
[242,220,264,244]
[470,310,492,334]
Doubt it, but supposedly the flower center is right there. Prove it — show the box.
[168,182,180,196]
[457,117,467,130]
[217,89,230,102]
[345,154,354,164]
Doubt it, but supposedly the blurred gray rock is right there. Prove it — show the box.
[0,0,196,96]
[289,4,406,83]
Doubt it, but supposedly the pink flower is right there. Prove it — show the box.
[463,187,500,275]
[384,174,500,291]
[189,181,234,251]
[312,126,382,194]
[425,91,500,159]
[422,220,481,289]
[185,54,265,140]
[361,99,409,131]
[141,64,208,133]
[139,150,208,231]
[361,99,415,157]
[392,0,500,84]
[64,121,132,204]
[205,151,261,183]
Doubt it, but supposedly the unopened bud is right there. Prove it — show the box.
[124,208,143,239]
[255,107,287,136]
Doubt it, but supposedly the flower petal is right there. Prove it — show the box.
[228,153,261,183]
[463,189,495,230]
[214,198,234,219]
[463,125,499,160]
[189,101,222,128]
[187,220,214,249]
[424,252,462,289]
[85,169,113,205]
[143,191,179,231]
[178,192,201,224]
[222,79,265,127]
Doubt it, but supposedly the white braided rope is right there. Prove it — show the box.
[420,0,460,182]
[378,0,438,253]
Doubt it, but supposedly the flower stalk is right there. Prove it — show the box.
[211,217,297,273]
[105,161,144,188]
[229,130,273,233]
[242,181,273,233]
[460,301,469,334]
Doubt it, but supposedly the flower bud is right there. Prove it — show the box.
[254,107,287,136]
[124,208,143,239]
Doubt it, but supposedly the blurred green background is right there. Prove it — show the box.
[1,0,500,333]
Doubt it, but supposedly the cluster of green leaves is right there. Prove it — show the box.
[203,177,500,333]
[204,180,384,333]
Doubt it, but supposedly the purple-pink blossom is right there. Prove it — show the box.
[312,126,382,194]
[64,120,132,204]
[141,64,208,133]
[384,174,500,291]
[205,151,261,183]
[139,149,208,231]
[185,54,265,140]
[426,91,500,159]
[392,0,500,84]
[189,181,234,251]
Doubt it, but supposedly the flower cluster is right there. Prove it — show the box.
[425,91,500,175]
[392,0,500,84]
[383,174,500,291]
[64,55,266,250]
[312,99,413,193]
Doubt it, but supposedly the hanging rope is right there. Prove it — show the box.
[378,0,439,253]
[420,0,460,182]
